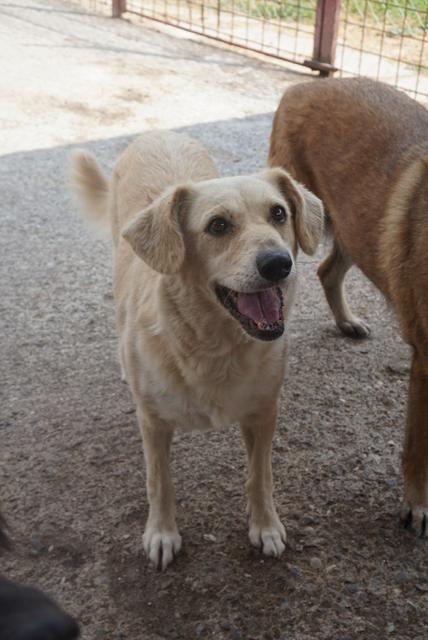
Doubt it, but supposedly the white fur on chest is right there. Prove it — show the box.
[135,336,284,432]
[153,390,229,432]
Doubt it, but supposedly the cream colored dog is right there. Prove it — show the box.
[73,131,323,569]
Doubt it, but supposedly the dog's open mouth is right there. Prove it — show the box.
[215,284,284,341]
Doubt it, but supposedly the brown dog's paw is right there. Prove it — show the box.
[338,319,370,339]
[400,501,427,538]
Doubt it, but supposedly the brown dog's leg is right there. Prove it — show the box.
[318,240,370,338]
[240,410,286,557]
[401,349,428,537]
[139,411,182,569]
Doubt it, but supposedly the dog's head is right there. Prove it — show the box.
[123,168,323,341]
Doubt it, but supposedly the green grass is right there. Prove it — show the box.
[227,0,427,33]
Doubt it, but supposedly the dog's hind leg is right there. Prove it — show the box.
[139,411,182,570]
[400,348,428,537]
[318,239,370,338]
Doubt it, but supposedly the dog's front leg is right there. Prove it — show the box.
[401,349,428,537]
[138,409,182,569]
[240,409,286,557]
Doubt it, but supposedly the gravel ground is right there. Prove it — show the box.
[0,1,427,639]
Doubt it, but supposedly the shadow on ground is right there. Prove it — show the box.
[1,115,425,640]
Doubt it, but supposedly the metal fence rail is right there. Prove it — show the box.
[72,0,428,100]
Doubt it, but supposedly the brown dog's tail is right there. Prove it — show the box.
[71,150,110,227]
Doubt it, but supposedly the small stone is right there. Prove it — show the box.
[280,600,289,610]
[407,600,418,611]
[162,578,174,589]
[310,557,322,570]
[303,526,315,536]
[415,583,428,593]
[344,582,359,594]
[94,575,109,587]
[31,535,47,554]
[368,578,383,594]
[386,362,409,376]
[195,623,206,637]
[387,623,395,634]
[395,570,410,584]
[203,533,216,543]
[286,563,301,578]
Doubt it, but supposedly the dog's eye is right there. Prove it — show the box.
[206,216,231,236]
[271,205,287,224]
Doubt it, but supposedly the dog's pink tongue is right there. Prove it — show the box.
[236,289,281,324]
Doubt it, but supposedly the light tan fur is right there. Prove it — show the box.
[269,77,428,536]
[73,130,324,568]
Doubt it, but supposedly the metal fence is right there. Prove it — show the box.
[337,1,427,99]
[73,0,428,100]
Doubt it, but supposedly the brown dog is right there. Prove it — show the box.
[269,77,428,537]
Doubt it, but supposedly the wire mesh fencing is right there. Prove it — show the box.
[125,0,318,66]
[337,0,428,99]
[70,0,428,100]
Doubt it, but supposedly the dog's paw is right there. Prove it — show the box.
[143,528,182,570]
[249,520,286,558]
[338,318,370,339]
[400,500,427,537]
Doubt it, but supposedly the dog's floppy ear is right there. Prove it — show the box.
[265,167,324,255]
[122,185,191,275]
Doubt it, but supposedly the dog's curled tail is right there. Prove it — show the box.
[72,150,110,226]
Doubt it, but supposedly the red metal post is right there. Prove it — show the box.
[112,0,126,18]
[306,0,341,76]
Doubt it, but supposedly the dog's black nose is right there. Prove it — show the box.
[256,251,293,282]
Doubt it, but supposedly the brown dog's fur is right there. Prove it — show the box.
[73,131,324,568]
[269,77,428,536]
